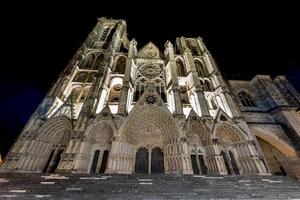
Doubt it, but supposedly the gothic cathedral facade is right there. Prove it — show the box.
[2,17,300,179]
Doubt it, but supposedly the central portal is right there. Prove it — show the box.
[135,146,164,174]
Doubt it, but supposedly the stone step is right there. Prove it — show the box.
[0,173,299,199]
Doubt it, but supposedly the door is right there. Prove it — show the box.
[43,150,55,173]
[151,147,164,173]
[90,150,100,174]
[191,155,199,174]
[229,151,239,175]
[198,155,207,175]
[221,151,231,175]
[48,149,63,173]
[135,147,149,173]
[99,150,109,174]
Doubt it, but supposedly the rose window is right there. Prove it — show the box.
[139,64,162,79]
[145,95,157,104]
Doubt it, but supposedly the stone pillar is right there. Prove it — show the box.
[165,41,183,115]
[148,147,152,174]
[118,39,137,115]
[206,141,227,175]
[183,48,210,117]
[239,141,270,175]
[180,139,193,174]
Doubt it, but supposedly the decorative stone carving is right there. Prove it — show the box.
[139,64,162,79]
[145,95,157,104]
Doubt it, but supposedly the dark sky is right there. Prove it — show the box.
[1,2,300,156]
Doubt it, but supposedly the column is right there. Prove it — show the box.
[164,41,183,115]
[118,39,137,114]
[183,48,210,117]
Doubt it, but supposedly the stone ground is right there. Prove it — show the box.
[0,173,299,199]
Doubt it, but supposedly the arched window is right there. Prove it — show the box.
[238,91,257,107]
[133,84,145,102]
[92,54,104,70]
[74,72,88,82]
[186,39,200,56]
[176,59,186,77]
[102,25,116,49]
[114,56,126,74]
[194,60,208,77]
[81,54,96,69]
[180,85,189,104]
[87,73,96,83]
[203,80,213,92]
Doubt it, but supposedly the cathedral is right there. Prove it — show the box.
[1,17,300,179]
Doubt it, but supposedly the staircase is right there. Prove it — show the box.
[0,173,299,199]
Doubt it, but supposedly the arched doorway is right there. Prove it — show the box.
[187,121,209,175]
[85,121,114,174]
[151,147,164,173]
[120,105,181,174]
[135,147,149,174]
[36,117,72,173]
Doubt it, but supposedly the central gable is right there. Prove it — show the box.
[137,42,161,59]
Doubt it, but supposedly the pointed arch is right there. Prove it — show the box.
[203,79,213,92]
[194,59,208,77]
[113,56,126,74]
[31,116,73,172]
[85,120,116,140]
[74,72,88,82]
[238,91,256,107]
[37,116,72,143]
[81,53,96,69]
[214,122,248,143]
[92,54,104,70]
[122,106,180,144]
[175,58,186,77]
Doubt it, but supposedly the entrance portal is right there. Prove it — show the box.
[151,147,164,173]
[135,147,149,173]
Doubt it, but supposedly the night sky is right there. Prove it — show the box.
[1,2,299,156]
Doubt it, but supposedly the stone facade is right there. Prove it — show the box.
[1,17,300,179]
